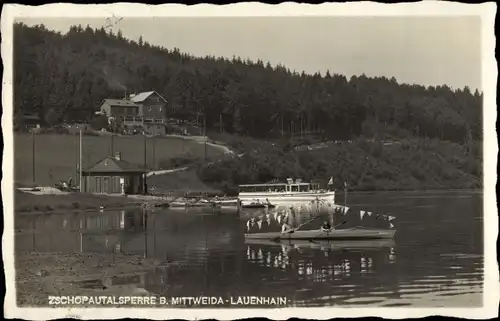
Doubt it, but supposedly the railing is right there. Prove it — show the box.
[122,116,143,123]
[116,116,166,124]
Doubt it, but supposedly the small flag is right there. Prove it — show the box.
[388,215,395,221]
[360,210,366,220]
[328,177,333,185]
[367,212,372,216]
[344,181,348,187]
[343,207,350,215]
[389,223,394,229]
[257,221,262,229]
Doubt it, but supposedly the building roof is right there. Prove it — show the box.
[130,91,167,104]
[83,156,147,174]
[102,99,139,108]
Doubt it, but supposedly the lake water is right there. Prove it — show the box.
[15,190,483,307]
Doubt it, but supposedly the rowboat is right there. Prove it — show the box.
[213,199,239,206]
[169,202,216,208]
[245,238,395,250]
[244,226,396,240]
[169,202,187,208]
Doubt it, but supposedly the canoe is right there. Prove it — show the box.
[244,227,396,240]
[245,238,395,250]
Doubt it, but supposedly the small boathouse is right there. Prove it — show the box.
[82,152,147,195]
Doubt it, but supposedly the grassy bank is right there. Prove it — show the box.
[15,190,141,213]
[195,136,482,194]
[14,133,225,186]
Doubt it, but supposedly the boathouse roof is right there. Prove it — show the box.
[83,153,147,174]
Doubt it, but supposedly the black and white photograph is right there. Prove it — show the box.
[2,2,498,320]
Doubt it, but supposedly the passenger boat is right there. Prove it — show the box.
[238,178,335,206]
[244,226,396,240]
[245,238,395,250]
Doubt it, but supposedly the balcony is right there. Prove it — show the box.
[122,116,143,124]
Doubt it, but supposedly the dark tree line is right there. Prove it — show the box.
[14,22,482,145]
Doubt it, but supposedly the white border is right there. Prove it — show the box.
[2,2,498,320]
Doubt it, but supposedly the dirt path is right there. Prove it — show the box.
[146,167,189,177]
[146,136,241,177]
[164,134,235,155]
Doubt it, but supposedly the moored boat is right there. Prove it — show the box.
[238,178,335,206]
[244,226,396,240]
[245,238,395,250]
[213,198,239,206]
[169,201,217,208]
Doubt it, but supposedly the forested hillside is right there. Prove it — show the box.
[14,23,482,144]
[13,22,483,192]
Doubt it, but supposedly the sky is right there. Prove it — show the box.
[18,16,482,91]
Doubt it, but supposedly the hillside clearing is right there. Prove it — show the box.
[14,133,224,186]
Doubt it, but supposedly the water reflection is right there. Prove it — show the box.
[15,190,483,307]
[245,240,394,283]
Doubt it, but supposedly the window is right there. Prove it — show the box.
[299,185,310,192]
[291,185,299,192]
[96,177,102,193]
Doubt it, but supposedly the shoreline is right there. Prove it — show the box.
[15,203,144,216]
[14,187,482,216]
[15,251,175,306]
[14,191,163,214]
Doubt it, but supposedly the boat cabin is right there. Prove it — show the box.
[239,178,320,193]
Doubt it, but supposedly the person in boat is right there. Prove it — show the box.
[246,217,258,233]
[281,222,291,233]
[321,220,332,231]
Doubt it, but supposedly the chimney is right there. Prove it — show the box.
[115,152,122,161]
